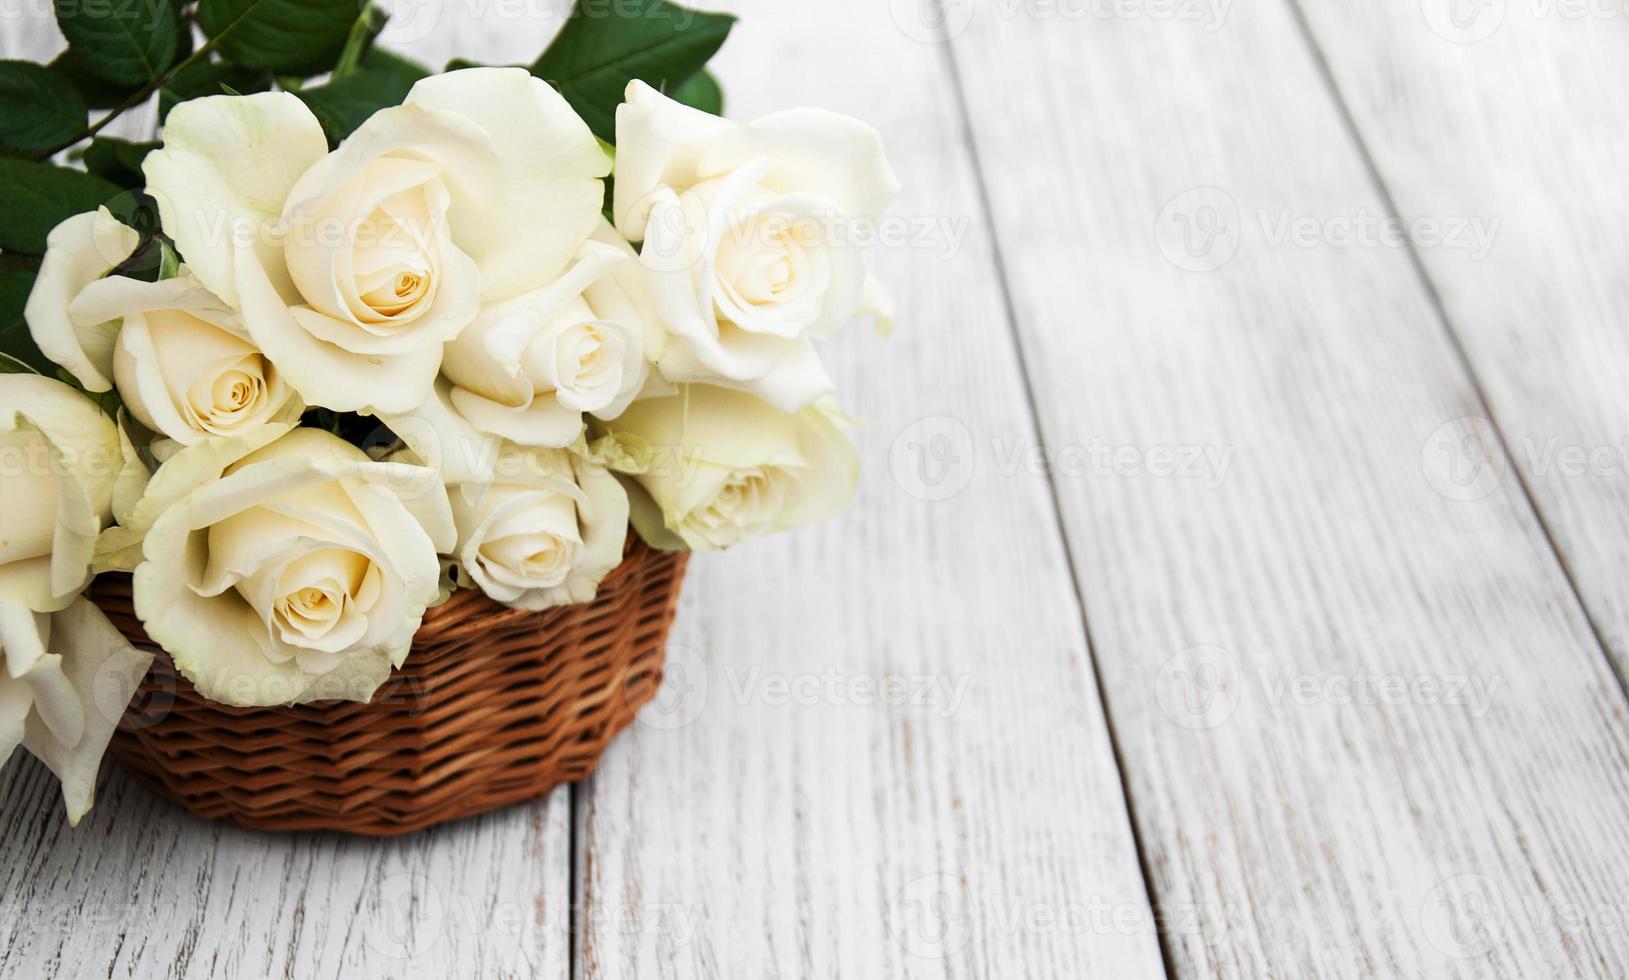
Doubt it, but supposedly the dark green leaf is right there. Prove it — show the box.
[49,51,144,109]
[0,60,89,154]
[670,67,721,116]
[80,136,160,188]
[532,0,734,143]
[364,47,430,82]
[53,0,179,87]
[0,254,49,374]
[0,158,121,254]
[158,59,272,120]
[294,67,414,145]
[196,0,360,73]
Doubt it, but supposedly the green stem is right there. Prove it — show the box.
[331,2,386,79]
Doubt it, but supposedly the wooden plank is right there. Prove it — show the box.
[0,756,572,978]
[1292,0,1629,686]
[0,15,577,980]
[944,4,1629,979]
[571,3,1167,978]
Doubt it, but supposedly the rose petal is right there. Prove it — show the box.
[25,209,141,391]
[20,598,153,825]
[143,93,329,306]
[407,68,609,299]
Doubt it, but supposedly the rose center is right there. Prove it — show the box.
[187,355,273,433]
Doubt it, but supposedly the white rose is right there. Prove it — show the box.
[143,68,609,415]
[612,81,900,412]
[0,598,152,824]
[436,223,653,446]
[129,425,455,706]
[595,384,857,551]
[24,207,141,391]
[0,375,146,612]
[94,270,300,446]
[449,444,629,611]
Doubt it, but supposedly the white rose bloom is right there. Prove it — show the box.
[129,425,455,706]
[612,81,900,412]
[0,598,152,825]
[92,270,300,446]
[143,68,609,415]
[596,385,857,551]
[449,444,629,611]
[24,207,141,391]
[436,223,653,448]
[0,376,147,612]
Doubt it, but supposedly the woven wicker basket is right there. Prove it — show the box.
[88,537,687,835]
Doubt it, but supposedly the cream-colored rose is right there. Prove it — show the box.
[595,384,857,551]
[87,270,301,446]
[448,444,629,610]
[0,375,146,612]
[438,223,652,446]
[24,207,141,391]
[0,598,151,824]
[143,68,609,415]
[612,81,900,412]
[129,425,455,706]
[27,211,301,447]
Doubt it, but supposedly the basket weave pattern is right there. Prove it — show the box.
[89,538,687,835]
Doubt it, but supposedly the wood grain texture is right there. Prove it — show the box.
[943,2,1629,978]
[1290,0,1629,685]
[570,2,1165,978]
[0,14,579,980]
[0,755,572,978]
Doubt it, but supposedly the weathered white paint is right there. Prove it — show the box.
[1294,0,1629,681]
[571,2,1163,978]
[944,1,1629,978]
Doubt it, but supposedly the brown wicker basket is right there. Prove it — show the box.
[88,537,687,835]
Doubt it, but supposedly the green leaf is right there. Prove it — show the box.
[532,0,735,143]
[54,0,180,87]
[0,159,121,254]
[80,136,160,189]
[156,238,180,280]
[48,51,142,110]
[670,67,721,116]
[0,60,89,154]
[158,59,272,120]
[364,47,431,82]
[48,51,143,110]
[294,67,415,145]
[0,254,49,375]
[196,0,360,73]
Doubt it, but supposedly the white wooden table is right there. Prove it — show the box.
[7,1,1629,977]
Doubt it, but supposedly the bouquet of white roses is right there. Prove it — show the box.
[0,0,896,823]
